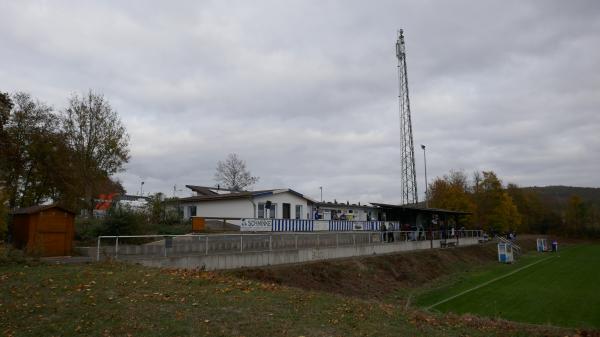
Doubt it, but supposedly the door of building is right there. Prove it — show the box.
[282,203,291,219]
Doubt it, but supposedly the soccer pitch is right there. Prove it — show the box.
[415,244,600,329]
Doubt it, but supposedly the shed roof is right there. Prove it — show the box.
[10,204,76,215]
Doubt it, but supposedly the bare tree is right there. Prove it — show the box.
[214,153,259,191]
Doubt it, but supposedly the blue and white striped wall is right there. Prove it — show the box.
[241,219,406,232]
[363,221,383,231]
[329,220,354,231]
[271,219,314,232]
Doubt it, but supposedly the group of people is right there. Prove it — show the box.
[312,209,351,220]
[379,223,395,243]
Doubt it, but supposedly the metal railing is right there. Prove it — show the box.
[95,230,483,261]
[495,235,521,255]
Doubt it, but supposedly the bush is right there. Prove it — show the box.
[75,206,145,243]
[74,204,190,243]
[0,244,26,265]
[75,217,106,242]
[100,206,145,236]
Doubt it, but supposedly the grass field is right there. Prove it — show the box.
[415,244,600,329]
[0,258,574,337]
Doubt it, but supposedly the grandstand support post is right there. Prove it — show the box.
[96,237,101,261]
[430,226,433,249]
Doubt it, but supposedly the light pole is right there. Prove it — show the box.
[140,181,145,196]
[319,186,323,202]
[421,145,428,208]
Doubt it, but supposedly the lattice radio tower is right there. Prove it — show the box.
[396,29,418,205]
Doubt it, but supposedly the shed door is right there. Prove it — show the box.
[39,233,67,256]
[37,210,71,256]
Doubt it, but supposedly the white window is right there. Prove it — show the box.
[257,203,265,218]
[188,205,197,217]
[257,203,276,218]
[295,205,303,219]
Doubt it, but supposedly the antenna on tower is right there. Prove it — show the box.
[396,29,418,205]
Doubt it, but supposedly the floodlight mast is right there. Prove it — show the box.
[396,29,419,205]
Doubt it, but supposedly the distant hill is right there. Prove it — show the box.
[521,185,600,209]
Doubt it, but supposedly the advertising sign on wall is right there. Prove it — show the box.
[240,218,272,232]
[314,220,330,231]
[353,222,364,230]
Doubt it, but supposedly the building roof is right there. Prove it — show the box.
[178,188,316,203]
[117,194,151,202]
[185,185,220,196]
[10,204,76,215]
[370,202,472,215]
[316,201,374,209]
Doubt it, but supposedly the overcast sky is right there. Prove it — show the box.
[2,1,599,203]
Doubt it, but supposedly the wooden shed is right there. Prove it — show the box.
[10,204,75,257]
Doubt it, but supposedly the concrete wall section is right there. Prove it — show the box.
[134,237,480,271]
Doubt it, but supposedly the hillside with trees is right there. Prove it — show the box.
[428,170,600,237]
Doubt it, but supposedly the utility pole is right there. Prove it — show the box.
[421,144,428,208]
[319,186,323,202]
[396,29,418,205]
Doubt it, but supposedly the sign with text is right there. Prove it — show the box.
[353,222,364,230]
[314,220,330,231]
[240,218,272,232]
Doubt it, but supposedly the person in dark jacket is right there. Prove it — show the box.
[388,224,395,243]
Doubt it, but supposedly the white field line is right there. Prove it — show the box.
[426,255,555,310]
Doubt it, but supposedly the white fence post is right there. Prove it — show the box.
[115,236,119,260]
[96,236,101,261]
[336,233,339,247]
[295,234,298,249]
[205,236,209,255]
[240,235,243,252]
[269,235,272,251]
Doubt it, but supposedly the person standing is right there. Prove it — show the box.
[380,223,387,243]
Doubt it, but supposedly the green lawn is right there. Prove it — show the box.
[0,260,571,336]
[415,244,600,329]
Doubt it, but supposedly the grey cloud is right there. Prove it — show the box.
[1,1,599,204]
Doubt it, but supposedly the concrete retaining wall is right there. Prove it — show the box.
[131,237,479,270]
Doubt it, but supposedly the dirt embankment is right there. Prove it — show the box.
[231,236,564,300]
[231,241,504,300]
